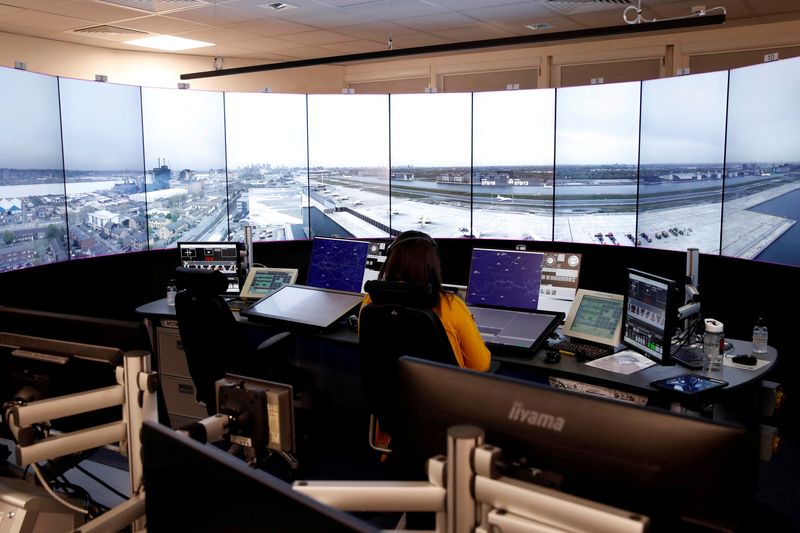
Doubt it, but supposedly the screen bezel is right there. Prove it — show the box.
[562,288,624,347]
[622,268,678,365]
[239,267,299,300]
[241,284,363,329]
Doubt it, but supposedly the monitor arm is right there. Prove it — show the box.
[678,283,701,321]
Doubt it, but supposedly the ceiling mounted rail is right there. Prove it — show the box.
[180,14,724,80]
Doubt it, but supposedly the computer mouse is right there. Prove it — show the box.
[732,354,757,366]
[544,351,561,364]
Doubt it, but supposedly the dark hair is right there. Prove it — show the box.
[379,231,442,299]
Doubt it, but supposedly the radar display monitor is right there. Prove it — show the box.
[306,237,370,293]
[239,267,298,300]
[396,357,757,532]
[623,269,678,365]
[562,289,624,348]
[466,248,544,311]
[178,241,242,295]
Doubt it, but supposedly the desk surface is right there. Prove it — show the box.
[137,298,777,400]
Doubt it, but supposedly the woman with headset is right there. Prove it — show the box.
[360,230,491,372]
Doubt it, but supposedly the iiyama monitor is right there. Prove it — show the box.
[396,357,756,532]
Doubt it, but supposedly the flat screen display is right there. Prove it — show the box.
[178,241,241,294]
[306,237,370,293]
[466,248,544,310]
[563,289,624,346]
[242,285,363,329]
[623,269,677,364]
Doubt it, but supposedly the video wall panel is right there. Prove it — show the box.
[59,78,147,258]
[1,57,799,272]
[0,68,67,271]
[141,87,227,249]
[723,56,800,264]
[307,94,389,238]
[225,92,309,242]
[390,93,472,238]
[638,71,728,253]
[472,89,556,241]
[553,82,640,246]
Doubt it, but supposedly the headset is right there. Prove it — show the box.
[385,231,438,258]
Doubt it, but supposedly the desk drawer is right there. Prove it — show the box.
[160,374,208,422]
[157,328,190,377]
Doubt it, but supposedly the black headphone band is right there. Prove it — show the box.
[386,233,438,257]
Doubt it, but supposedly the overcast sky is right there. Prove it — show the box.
[307,94,389,168]
[225,92,307,169]
[727,56,800,163]
[473,89,555,166]
[60,77,144,172]
[391,92,472,167]
[0,68,63,170]
[141,87,226,171]
[639,70,728,165]
[556,81,641,165]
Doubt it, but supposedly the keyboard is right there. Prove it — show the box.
[672,346,705,369]
[549,340,611,360]
[226,299,252,313]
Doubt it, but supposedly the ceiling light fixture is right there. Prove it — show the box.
[181,13,725,80]
[124,35,214,51]
[260,2,297,11]
[526,23,554,30]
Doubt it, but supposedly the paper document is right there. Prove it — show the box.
[585,350,655,375]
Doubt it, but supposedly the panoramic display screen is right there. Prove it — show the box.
[0,57,798,271]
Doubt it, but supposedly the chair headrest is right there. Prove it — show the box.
[364,280,437,308]
[174,266,229,295]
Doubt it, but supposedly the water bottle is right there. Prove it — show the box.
[703,318,724,372]
[752,318,768,354]
[166,279,177,307]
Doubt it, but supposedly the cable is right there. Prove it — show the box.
[31,463,89,515]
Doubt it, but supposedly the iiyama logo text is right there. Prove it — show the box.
[508,401,565,432]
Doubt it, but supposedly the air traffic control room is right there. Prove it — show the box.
[1,1,799,531]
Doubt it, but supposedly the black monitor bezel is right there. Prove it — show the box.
[306,236,370,294]
[622,268,679,365]
[465,247,546,312]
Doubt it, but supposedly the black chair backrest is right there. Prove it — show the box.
[360,280,457,436]
[174,266,240,415]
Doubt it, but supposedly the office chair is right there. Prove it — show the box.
[173,266,294,416]
[359,280,458,453]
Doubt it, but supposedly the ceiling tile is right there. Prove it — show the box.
[0,10,95,31]
[0,0,74,9]
[393,11,480,32]
[116,14,209,32]
[431,24,514,42]
[431,0,530,10]
[227,34,305,51]
[224,17,317,36]
[176,26,260,43]
[462,3,558,25]
[271,44,341,59]
[388,32,454,49]
[330,0,447,21]
[0,5,25,17]
[161,4,256,25]
[336,21,421,40]
[321,39,386,54]
[279,29,357,45]
[30,0,147,22]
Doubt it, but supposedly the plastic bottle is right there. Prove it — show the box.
[166,279,177,307]
[752,317,768,354]
[703,318,724,372]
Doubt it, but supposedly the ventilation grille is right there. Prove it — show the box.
[542,0,632,15]
[68,25,150,42]
[95,0,209,13]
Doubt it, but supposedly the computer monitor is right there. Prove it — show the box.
[239,267,299,300]
[242,285,363,330]
[177,241,242,295]
[396,357,757,532]
[466,248,544,311]
[562,289,624,347]
[622,268,679,365]
[538,252,582,314]
[141,422,379,533]
[306,237,370,294]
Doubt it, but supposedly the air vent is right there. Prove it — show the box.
[68,25,150,42]
[542,0,632,15]
[95,0,209,14]
[260,2,298,10]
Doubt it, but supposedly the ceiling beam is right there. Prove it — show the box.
[180,14,725,80]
